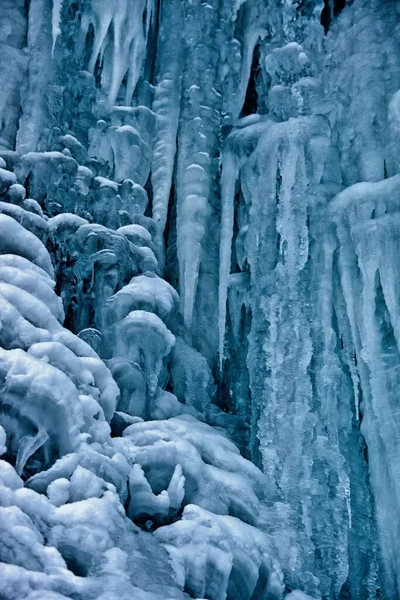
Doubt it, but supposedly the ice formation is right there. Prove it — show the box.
[1,0,400,599]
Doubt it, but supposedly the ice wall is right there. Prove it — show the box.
[1,0,400,599]
[0,68,293,600]
[217,0,400,598]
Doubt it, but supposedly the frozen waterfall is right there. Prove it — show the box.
[0,0,400,599]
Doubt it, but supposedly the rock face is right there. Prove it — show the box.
[0,1,399,598]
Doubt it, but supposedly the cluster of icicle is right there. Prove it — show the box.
[8,0,400,597]
[217,1,400,598]
[0,22,312,600]
[0,120,278,600]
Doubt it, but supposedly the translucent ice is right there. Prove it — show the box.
[1,1,400,599]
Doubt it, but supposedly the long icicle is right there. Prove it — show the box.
[218,150,238,370]
[151,0,184,268]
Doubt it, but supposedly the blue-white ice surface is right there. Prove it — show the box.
[0,1,399,598]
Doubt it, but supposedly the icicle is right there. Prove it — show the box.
[51,0,63,55]
[177,158,213,333]
[167,464,185,511]
[109,2,146,106]
[151,0,184,267]
[79,0,148,106]
[174,0,222,347]
[86,8,113,75]
[218,150,238,370]
[145,0,156,38]
[218,120,272,370]
[16,0,54,154]
[178,217,204,333]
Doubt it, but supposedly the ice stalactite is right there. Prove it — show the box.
[16,0,54,154]
[0,0,28,150]
[78,0,153,105]
[175,0,221,345]
[52,0,64,54]
[151,0,184,266]
[218,119,272,369]
[330,175,400,598]
[218,149,238,369]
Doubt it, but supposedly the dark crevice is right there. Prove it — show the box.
[231,188,242,272]
[333,0,347,17]
[275,163,282,207]
[296,0,320,17]
[213,360,232,416]
[144,173,153,218]
[142,0,162,85]
[165,176,180,291]
[240,43,260,117]
[321,0,347,34]
[134,505,184,533]
[62,552,89,577]
[163,182,175,260]
[83,24,94,70]
[321,3,330,35]
[374,269,398,357]
[68,2,80,20]
[24,175,31,199]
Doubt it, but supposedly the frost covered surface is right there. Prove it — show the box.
[1,0,400,599]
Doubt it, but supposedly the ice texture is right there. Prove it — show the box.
[0,0,400,599]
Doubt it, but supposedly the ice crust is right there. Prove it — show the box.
[0,151,281,599]
[1,0,400,599]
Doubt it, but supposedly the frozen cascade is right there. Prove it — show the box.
[1,0,400,599]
